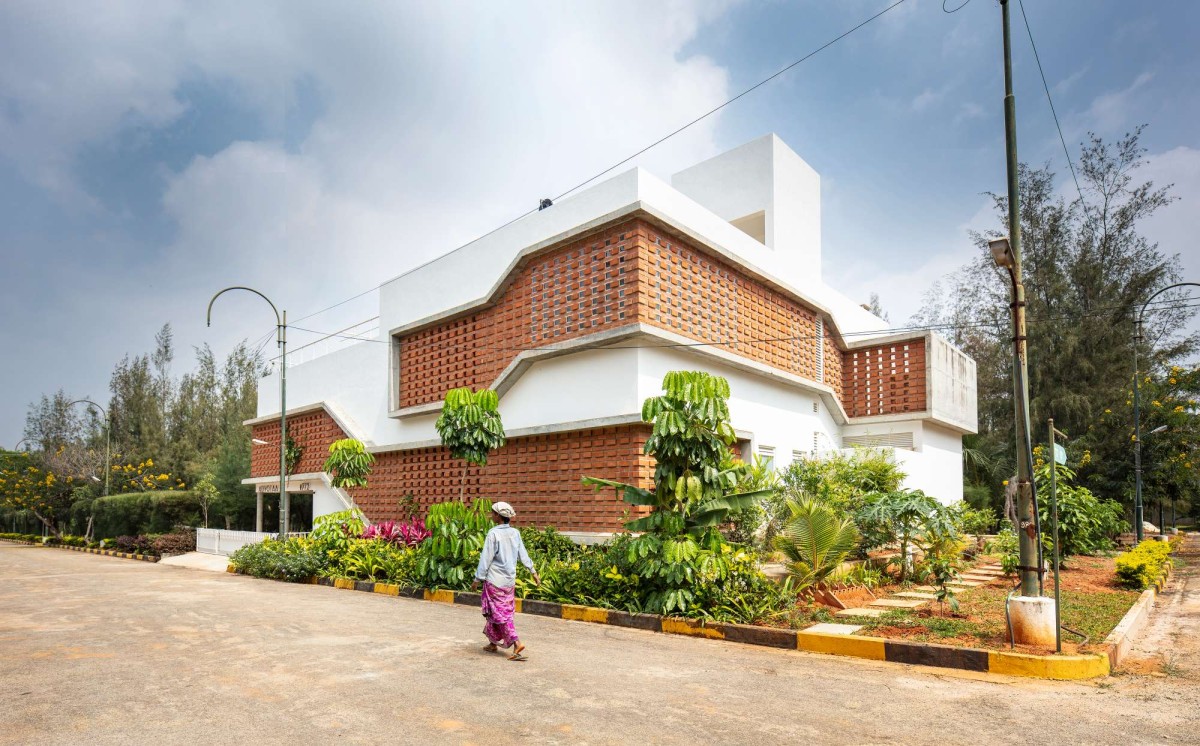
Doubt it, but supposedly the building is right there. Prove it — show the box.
[244,135,977,538]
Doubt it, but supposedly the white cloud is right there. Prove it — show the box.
[1140,146,1200,283]
[1081,72,1154,134]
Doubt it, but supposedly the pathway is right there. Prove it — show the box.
[1121,533,1200,678]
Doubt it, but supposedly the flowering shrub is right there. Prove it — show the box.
[1114,540,1174,590]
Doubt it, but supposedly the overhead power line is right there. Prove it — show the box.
[1016,0,1091,223]
[283,0,914,331]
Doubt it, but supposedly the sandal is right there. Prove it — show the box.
[483,643,498,652]
[508,643,527,661]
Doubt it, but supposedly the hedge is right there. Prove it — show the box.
[78,491,203,539]
[1114,539,1174,590]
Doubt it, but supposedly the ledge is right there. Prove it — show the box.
[0,539,160,563]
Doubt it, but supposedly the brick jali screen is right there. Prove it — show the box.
[840,338,928,418]
[252,410,652,532]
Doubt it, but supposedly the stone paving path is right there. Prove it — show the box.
[1121,533,1200,677]
[832,561,1006,624]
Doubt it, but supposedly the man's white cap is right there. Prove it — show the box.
[492,501,516,518]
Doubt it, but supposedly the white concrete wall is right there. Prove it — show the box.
[638,346,838,470]
[928,333,978,433]
[491,347,642,432]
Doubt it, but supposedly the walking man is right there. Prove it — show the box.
[471,501,540,661]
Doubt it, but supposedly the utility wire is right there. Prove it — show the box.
[281,0,913,331]
[1017,0,1092,223]
[272,298,1200,362]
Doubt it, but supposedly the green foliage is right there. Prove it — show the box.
[520,526,583,565]
[774,499,860,590]
[583,371,772,541]
[322,439,375,489]
[1037,460,1126,555]
[309,508,367,562]
[436,387,505,467]
[856,489,959,579]
[722,454,779,547]
[917,554,963,614]
[987,527,1021,575]
[81,490,202,539]
[1114,539,1174,590]
[828,562,885,590]
[285,435,302,475]
[414,498,493,589]
[335,539,418,583]
[771,450,905,549]
[954,503,997,541]
[229,536,329,581]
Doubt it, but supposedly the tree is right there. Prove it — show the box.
[22,390,82,452]
[323,439,375,489]
[435,387,506,501]
[864,292,889,322]
[583,371,771,542]
[913,127,1196,516]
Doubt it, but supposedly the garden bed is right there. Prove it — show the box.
[847,554,1141,655]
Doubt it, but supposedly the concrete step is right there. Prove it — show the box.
[869,598,927,609]
[805,623,864,635]
[835,607,885,618]
[894,591,938,600]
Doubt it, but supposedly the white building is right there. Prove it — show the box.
[244,134,977,533]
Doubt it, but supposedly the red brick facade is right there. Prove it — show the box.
[251,409,652,532]
[396,217,888,408]
[841,338,928,418]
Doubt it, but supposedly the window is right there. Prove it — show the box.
[757,445,775,470]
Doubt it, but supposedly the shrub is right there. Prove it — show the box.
[774,499,860,591]
[1114,540,1174,590]
[323,439,375,489]
[986,527,1020,575]
[152,531,197,556]
[1037,463,1125,556]
[435,388,506,501]
[856,489,959,579]
[520,526,582,564]
[309,508,367,562]
[773,450,905,537]
[114,535,157,554]
[229,537,329,581]
[414,499,493,589]
[86,491,203,539]
[362,517,429,548]
[336,539,418,583]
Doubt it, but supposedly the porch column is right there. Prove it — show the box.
[255,491,263,533]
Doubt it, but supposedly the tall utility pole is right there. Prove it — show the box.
[208,287,290,536]
[999,0,1039,600]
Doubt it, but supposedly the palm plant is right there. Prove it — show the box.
[774,498,860,594]
[323,438,374,489]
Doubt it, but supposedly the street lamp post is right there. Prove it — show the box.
[992,1,1053,646]
[208,287,289,536]
[1132,282,1200,542]
[68,399,110,497]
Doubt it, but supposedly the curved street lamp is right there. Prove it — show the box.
[208,287,289,536]
[1132,282,1200,542]
[68,399,110,497]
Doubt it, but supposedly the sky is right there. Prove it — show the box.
[1,0,1198,446]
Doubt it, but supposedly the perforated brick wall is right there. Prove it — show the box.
[840,338,927,418]
[398,224,644,408]
[250,409,349,477]
[397,218,850,409]
[252,412,652,532]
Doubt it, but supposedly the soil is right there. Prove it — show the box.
[850,553,1141,654]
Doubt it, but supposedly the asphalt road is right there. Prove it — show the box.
[2,543,1197,745]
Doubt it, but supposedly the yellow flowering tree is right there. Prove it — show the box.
[1082,365,1200,522]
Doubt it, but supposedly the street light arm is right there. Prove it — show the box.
[67,399,107,418]
[206,286,281,328]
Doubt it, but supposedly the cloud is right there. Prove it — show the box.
[1140,146,1200,280]
[1082,72,1154,134]
[0,1,738,441]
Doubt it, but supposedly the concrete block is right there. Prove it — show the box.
[835,607,884,618]
[869,599,926,609]
[805,623,863,635]
[895,592,938,600]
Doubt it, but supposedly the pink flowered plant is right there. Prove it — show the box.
[362,517,430,547]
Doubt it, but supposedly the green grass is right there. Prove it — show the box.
[850,584,1140,649]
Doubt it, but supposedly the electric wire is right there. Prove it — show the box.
[280,0,914,331]
[270,298,1200,363]
[1016,0,1092,223]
